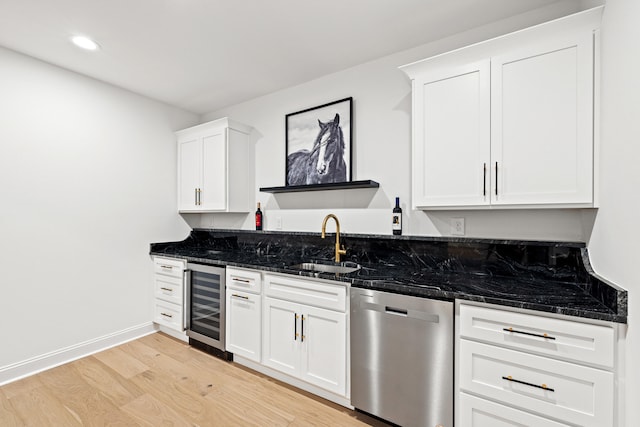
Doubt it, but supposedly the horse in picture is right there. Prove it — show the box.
[287,113,347,185]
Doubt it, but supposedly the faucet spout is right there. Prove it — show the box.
[321,214,347,263]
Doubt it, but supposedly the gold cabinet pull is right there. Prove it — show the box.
[503,327,556,340]
[502,375,555,392]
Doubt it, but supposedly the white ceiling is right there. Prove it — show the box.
[0,0,572,114]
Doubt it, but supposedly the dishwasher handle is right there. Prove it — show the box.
[361,301,440,323]
[385,306,408,316]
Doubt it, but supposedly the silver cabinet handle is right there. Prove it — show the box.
[160,265,173,270]
[160,312,173,318]
[160,287,172,292]
[231,294,249,300]
[184,269,191,331]
[232,278,251,283]
[195,188,198,205]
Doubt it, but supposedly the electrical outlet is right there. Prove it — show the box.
[276,216,283,230]
[451,218,465,236]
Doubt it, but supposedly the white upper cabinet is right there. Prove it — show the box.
[176,117,253,213]
[401,7,602,209]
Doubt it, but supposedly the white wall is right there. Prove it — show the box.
[200,1,594,242]
[588,0,640,425]
[0,46,198,370]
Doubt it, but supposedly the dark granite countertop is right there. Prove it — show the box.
[150,229,627,323]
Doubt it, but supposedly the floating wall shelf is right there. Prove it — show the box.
[259,180,380,193]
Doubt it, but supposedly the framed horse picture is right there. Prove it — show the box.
[285,97,352,186]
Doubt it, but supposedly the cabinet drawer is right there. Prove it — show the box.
[153,257,185,278]
[459,340,613,427]
[459,303,615,368]
[154,300,183,331]
[154,275,183,305]
[264,274,346,312]
[459,393,570,427]
[227,267,262,293]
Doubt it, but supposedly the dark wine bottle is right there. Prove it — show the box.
[392,197,402,235]
[255,202,263,230]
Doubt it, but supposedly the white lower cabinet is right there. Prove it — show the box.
[225,270,348,399]
[263,296,346,395]
[152,256,186,340]
[457,302,617,427]
[262,273,348,397]
[225,268,262,362]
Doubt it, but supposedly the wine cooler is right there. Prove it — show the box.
[186,263,226,354]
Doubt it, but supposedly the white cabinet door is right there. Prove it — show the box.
[413,60,491,208]
[226,290,261,362]
[262,297,300,377]
[201,129,227,211]
[177,137,200,211]
[490,33,594,206]
[299,305,346,395]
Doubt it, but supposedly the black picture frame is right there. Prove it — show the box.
[285,97,352,186]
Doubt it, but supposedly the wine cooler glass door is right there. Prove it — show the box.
[186,264,226,350]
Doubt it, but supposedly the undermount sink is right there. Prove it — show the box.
[290,262,361,275]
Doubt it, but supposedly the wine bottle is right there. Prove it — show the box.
[255,202,263,230]
[392,197,402,235]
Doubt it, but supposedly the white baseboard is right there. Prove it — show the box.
[0,322,156,386]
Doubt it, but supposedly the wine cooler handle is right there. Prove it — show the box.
[183,269,191,331]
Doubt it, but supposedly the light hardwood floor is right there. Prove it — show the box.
[0,333,389,426]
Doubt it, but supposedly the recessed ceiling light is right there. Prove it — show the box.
[71,36,99,51]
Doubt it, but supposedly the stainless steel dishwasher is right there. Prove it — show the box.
[351,288,453,427]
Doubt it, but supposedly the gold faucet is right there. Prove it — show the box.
[321,214,347,263]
